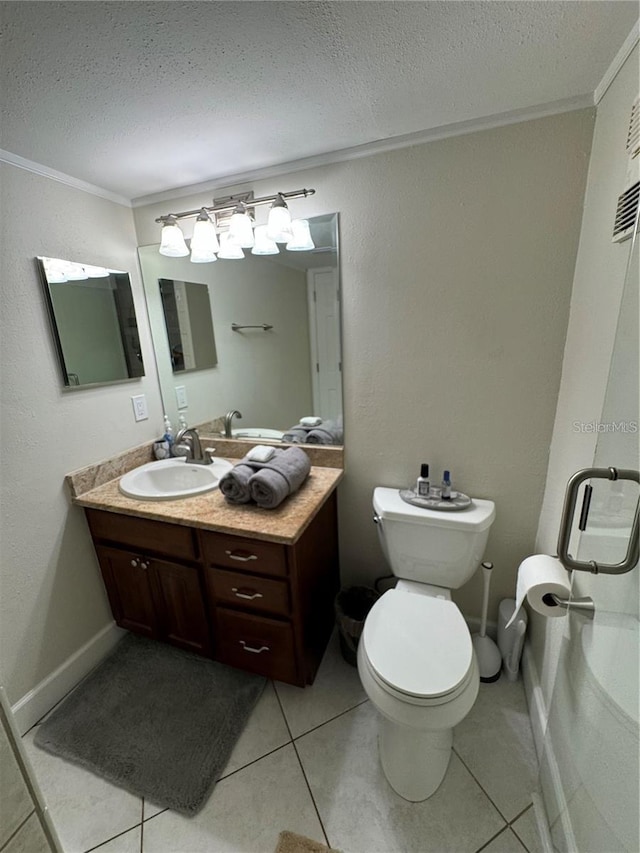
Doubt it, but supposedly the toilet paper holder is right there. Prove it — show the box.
[542,591,595,619]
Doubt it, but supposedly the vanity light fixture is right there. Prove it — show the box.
[155,188,316,263]
[159,215,189,257]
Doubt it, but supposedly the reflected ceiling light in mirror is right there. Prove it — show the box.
[85,265,110,278]
[190,208,219,263]
[63,262,90,280]
[218,232,245,260]
[286,219,315,251]
[43,258,68,283]
[251,225,279,255]
[228,202,255,248]
[266,193,293,243]
[159,216,189,257]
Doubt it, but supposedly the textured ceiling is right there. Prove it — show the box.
[1,1,637,201]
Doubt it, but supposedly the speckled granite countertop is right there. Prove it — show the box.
[70,459,343,545]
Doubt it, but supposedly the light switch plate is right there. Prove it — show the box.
[131,394,148,422]
[175,385,188,409]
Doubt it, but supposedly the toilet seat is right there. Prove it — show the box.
[362,589,474,700]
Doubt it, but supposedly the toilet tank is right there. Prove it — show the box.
[373,487,496,589]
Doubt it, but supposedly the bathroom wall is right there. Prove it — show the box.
[135,108,595,617]
[0,163,162,706]
[532,43,639,708]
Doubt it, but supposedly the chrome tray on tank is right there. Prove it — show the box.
[399,489,472,511]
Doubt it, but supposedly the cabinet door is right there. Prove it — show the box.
[150,559,212,656]
[95,546,159,639]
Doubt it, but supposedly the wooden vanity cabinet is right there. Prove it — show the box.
[201,492,340,686]
[86,511,212,657]
[84,490,340,688]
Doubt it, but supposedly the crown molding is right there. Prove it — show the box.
[594,21,639,105]
[0,149,132,207]
[131,93,594,209]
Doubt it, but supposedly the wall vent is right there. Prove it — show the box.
[613,96,640,243]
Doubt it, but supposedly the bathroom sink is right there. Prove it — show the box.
[119,457,233,500]
[232,428,284,440]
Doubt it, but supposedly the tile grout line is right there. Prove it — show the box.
[84,820,143,853]
[140,798,144,853]
[0,809,36,852]
[473,824,514,853]
[452,745,510,824]
[292,698,370,744]
[273,682,332,850]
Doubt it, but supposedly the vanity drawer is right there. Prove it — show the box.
[86,509,197,562]
[206,567,290,617]
[214,609,297,683]
[200,532,287,577]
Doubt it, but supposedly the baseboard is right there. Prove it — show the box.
[11,622,125,735]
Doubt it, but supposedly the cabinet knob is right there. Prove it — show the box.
[231,587,263,601]
[139,561,148,571]
[130,559,138,567]
[238,640,270,654]
[225,550,258,563]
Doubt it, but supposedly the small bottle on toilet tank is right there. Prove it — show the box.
[416,463,430,497]
[441,470,452,500]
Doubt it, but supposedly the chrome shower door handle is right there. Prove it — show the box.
[557,467,639,574]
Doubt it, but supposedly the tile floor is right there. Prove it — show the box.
[22,632,542,853]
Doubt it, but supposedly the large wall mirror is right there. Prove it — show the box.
[37,257,145,389]
[138,213,343,444]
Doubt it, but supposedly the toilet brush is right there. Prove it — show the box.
[471,561,502,682]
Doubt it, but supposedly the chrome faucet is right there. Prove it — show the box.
[174,427,212,464]
[223,410,242,438]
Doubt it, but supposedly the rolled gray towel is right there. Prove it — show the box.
[281,426,311,443]
[305,421,343,445]
[218,461,255,503]
[249,447,311,509]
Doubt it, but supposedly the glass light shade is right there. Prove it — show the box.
[228,210,254,248]
[266,203,293,242]
[286,219,315,251]
[191,211,220,256]
[251,225,280,255]
[159,218,189,257]
[218,232,245,259]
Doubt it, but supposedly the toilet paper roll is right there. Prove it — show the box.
[505,555,571,628]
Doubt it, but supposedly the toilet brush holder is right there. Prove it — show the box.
[471,561,502,682]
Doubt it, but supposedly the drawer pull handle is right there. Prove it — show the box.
[239,640,270,654]
[232,587,263,601]
[225,550,258,562]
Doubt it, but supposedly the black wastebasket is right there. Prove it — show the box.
[334,586,380,666]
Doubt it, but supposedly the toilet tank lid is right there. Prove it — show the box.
[373,487,495,532]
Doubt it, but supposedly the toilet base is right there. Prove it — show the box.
[379,717,453,801]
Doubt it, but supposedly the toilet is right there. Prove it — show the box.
[357,487,496,801]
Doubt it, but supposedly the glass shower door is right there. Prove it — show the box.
[536,226,639,852]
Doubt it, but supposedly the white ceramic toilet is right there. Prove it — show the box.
[357,487,496,802]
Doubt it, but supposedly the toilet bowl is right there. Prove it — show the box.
[357,487,495,801]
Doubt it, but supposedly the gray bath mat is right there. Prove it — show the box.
[35,634,266,816]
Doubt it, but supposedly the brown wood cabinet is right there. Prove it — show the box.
[85,491,339,687]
